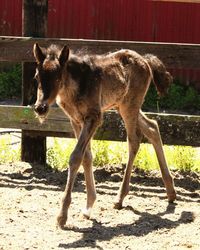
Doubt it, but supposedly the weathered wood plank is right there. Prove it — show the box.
[0,105,73,133]
[21,1,48,164]
[143,112,200,147]
[1,36,200,69]
[98,111,200,147]
[0,105,199,147]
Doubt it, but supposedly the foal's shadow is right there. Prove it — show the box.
[124,201,176,216]
[58,203,194,249]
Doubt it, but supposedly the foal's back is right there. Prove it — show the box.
[92,49,152,111]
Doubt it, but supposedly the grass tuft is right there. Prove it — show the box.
[0,134,20,163]
[46,138,200,172]
[0,135,199,172]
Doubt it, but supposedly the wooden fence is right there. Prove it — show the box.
[0,105,199,146]
[0,36,200,164]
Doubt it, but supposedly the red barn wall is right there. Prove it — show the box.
[0,0,22,36]
[0,0,200,89]
[1,0,200,43]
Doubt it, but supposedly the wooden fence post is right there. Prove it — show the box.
[21,0,48,164]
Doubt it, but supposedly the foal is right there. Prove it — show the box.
[33,43,176,228]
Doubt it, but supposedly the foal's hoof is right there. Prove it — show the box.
[82,208,91,219]
[57,214,67,229]
[167,191,177,203]
[113,202,123,210]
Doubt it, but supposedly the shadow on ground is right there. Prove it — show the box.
[58,204,195,249]
[0,163,199,202]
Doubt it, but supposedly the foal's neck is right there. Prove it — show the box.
[57,69,78,104]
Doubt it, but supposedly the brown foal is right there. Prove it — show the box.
[33,43,176,228]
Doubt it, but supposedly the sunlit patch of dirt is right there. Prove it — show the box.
[0,162,199,250]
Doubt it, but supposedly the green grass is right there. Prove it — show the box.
[46,138,200,172]
[0,134,20,163]
[0,135,199,172]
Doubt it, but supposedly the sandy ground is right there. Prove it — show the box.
[0,162,199,250]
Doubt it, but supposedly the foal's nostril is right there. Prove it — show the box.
[34,103,49,115]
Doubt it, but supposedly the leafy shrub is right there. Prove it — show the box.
[46,139,200,172]
[0,64,22,99]
[143,80,200,112]
[134,144,159,171]
[47,138,75,169]
[93,141,127,166]
[0,135,199,172]
[168,146,198,172]
[93,141,110,166]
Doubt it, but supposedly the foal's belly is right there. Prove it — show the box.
[101,80,128,111]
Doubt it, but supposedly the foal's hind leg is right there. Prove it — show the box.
[114,107,142,209]
[138,111,176,202]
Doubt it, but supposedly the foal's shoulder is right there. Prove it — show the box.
[67,54,101,80]
[66,53,102,96]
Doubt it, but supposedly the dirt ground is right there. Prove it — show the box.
[0,162,199,250]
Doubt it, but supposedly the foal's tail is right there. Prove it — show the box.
[144,54,173,96]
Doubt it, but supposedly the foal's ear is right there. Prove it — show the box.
[33,43,45,64]
[59,45,69,67]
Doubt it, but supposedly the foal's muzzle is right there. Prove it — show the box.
[34,103,49,116]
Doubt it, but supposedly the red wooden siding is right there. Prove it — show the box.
[47,0,153,40]
[1,0,200,43]
[153,1,200,43]
[0,0,200,89]
[0,0,22,36]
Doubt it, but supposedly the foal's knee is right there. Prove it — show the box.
[145,119,160,144]
[82,150,93,166]
[69,150,82,169]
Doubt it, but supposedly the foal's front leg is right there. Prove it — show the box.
[57,115,101,229]
[81,144,96,219]
[69,121,96,219]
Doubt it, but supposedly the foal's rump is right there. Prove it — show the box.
[97,49,153,110]
[111,50,173,97]
[96,49,173,113]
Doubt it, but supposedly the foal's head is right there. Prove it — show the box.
[33,43,69,120]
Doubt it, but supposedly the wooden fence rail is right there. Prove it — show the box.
[0,36,200,163]
[1,36,200,69]
[0,105,199,147]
